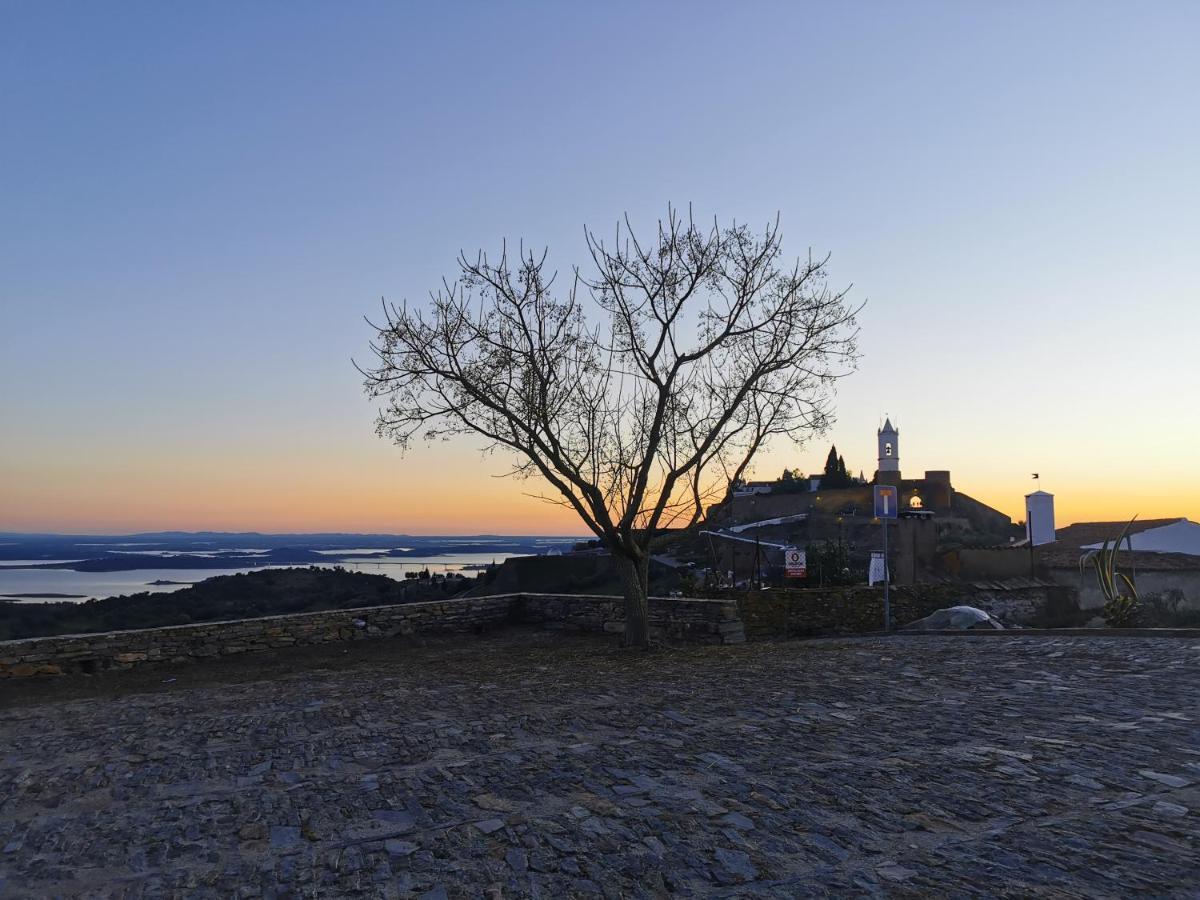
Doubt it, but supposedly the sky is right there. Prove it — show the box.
[1,1,1197,535]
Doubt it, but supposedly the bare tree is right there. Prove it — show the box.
[362,207,860,647]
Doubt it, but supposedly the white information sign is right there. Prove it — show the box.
[868,551,887,586]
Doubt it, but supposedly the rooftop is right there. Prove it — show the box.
[1039,517,1200,570]
[1052,518,1183,549]
[3,631,1198,895]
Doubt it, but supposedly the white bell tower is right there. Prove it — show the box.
[877,418,899,471]
[876,418,900,485]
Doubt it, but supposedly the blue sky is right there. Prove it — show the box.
[1,2,1197,532]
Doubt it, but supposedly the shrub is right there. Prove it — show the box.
[1141,589,1200,627]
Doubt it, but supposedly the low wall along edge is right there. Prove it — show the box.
[0,593,743,678]
[0,583,1076,678]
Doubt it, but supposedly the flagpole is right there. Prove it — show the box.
[883,518,890,631]
[1028,473,1039,578]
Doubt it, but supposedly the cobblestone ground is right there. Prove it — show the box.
[2,632,1199,898]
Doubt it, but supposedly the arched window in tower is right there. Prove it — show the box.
[885,442,893,457]
[909,494,923,509]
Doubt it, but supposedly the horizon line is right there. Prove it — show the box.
[0,529,594,539]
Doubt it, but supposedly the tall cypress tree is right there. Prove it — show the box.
[822,445,851,488]
[823,445,839,480]
[818,445,856,488]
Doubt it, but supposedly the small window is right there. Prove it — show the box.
[885,442,893,457]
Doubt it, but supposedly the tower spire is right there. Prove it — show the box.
[875,417,900,485]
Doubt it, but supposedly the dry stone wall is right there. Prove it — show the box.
[0,583,1074,679]
[519,593,744,645]
[733,582,1077,639]
[0,593,743,678]
[0,596,516,678]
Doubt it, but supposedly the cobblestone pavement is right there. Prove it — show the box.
[2,632,1199,898]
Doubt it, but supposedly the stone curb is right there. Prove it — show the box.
[848,628,1200,639]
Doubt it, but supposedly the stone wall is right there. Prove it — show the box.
[1047,567,1200,612]
[0,582,1077,679]
[950,491,1014,532]
[519,593,744,645]
[0,593,743,678]
[732,582,1077,639]
[0,596,517,678]
[943,548,1035,580]
[966,582,1078,624]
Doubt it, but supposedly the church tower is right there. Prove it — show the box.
[875,418,901,486]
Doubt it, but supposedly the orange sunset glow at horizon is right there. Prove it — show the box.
[3,411,1194,536]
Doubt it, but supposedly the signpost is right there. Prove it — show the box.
[873,484,898,520]
[873,485,898,630]
[784,547,807,579]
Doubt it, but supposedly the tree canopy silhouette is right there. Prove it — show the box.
[821,445,854,488]
[362,207,860,647]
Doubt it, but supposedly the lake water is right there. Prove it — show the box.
[0,552,522,603]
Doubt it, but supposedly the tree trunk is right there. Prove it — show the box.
[617,553,651,649]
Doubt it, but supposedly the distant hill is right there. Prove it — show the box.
[0,567,467,641]
[0,531,583,569]
[26,547,330,572]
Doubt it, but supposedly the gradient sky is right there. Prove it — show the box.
[2,1,1197,535]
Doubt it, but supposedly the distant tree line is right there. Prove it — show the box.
[0,567,468,641]
[758,443,859,494]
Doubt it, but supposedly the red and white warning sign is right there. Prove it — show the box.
[784,548,807,578]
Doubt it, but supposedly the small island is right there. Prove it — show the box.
[0,592,87,600]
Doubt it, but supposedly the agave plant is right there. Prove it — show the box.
[1079,517,1140,627]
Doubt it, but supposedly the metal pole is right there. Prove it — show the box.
[754,536,761,590]
[911,522,917,586]
[1027,507,1035,578]
[882,519,891,631]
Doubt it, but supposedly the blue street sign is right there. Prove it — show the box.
[874,484,899,519]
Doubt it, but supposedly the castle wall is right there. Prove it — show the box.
[723,487,872,524]
[893,519,939,584]
[951,491,1013,532]
[921,471,953,510]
